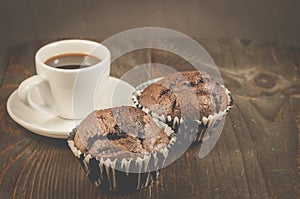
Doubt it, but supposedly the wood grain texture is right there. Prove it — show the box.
[0,39,299,199]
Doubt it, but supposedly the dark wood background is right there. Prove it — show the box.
[0,38,299,198]
[1,0,300,48]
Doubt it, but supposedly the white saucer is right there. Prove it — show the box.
[7,77,135,139]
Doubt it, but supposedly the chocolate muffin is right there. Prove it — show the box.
[132,71,233,142]
[68,106,174,192]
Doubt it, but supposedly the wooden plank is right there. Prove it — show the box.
[150,38,300,198]
[0,47,13,87]
[110,48,152,86]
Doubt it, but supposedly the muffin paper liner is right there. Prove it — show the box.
[132,77,234,143]
[67,122,176,192]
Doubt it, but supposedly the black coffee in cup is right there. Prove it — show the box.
[45,53,101,69]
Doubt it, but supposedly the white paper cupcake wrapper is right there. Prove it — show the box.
[132,77,234,143]
[68,124,176,192]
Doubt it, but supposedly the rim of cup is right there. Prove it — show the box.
[35,39,110,73]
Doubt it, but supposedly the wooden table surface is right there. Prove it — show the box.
[0,39,299,199]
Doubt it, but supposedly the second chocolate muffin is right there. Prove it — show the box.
[132,71,233,143]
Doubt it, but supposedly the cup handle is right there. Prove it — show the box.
[18,75,56,115]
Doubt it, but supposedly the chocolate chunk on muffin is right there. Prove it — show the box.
[68,106,174,192]
[132,71,233,143]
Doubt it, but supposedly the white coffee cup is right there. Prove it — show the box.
[18,39,111,120]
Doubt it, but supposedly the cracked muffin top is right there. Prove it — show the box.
[138,71,229,120]
[74,106,170,160]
